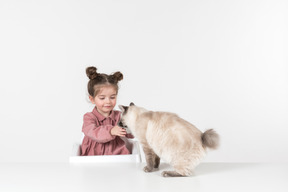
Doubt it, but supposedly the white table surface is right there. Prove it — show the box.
[0,162,287,192]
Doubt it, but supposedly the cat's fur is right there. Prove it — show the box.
[119,103,219,177]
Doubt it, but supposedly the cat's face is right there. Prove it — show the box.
[118,102,135,129]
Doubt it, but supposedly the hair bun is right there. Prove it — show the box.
[112,71,123,82]
[86,66,98,80]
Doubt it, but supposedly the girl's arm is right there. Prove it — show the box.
[82,113,116,143]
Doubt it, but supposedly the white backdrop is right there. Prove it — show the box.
[0,0,287,163]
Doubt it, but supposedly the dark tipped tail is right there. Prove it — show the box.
[201,129,220,149]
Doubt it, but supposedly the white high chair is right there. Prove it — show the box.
[69,134,142,163]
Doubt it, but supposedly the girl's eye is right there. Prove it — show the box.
[99,98,105,100]
[110,97,116,99]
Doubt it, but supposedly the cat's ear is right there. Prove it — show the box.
[119,105,128,112]
[130,102,135,106]
[118,105,125,112]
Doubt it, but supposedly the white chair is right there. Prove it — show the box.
[69,135,142,163]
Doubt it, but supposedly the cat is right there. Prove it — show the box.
[119,102,219,177]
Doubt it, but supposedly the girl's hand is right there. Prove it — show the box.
[110,126,127,137]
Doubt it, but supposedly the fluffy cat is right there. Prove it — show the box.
[119,102,219,177]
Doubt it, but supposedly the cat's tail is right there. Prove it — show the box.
[201,129,220,149]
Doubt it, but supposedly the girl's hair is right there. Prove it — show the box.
[86,66,123,97]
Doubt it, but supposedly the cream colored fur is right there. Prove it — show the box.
[119,104,219,177]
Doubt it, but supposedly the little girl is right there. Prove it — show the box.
[81,66,134,156]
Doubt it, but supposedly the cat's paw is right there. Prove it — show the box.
[143,166,153,172]
[161,171,184,177]
[161,171,170,177]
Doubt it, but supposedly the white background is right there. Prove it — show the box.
[0,0,287,163]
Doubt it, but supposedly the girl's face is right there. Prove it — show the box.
[89,86,117,117]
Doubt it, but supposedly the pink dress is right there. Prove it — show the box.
[81,107,134,156]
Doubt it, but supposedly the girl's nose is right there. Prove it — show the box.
[105,98,111,103]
